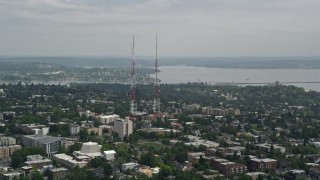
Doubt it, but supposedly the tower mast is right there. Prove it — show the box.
[153,33,161,116]
[130,35,137,115]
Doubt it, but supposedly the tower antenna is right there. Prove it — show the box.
[153,32,161,116]
[130,35,137,116]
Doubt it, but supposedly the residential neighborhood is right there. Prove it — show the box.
[0,83,320,179]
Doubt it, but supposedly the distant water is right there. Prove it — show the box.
[156,66,320,91]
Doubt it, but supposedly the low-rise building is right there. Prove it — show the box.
[0,137,16,146]
[218,162,247,176]
[103,150,116,161]
[138,128,180,136]
[73,142,103,159]
[19,124,49,135]
[86,127,103,136]
[122,162,139,172]
[53,154,88,169]
[99,125,113,134]
[250,158,278,171]
[1,171,22,180]
[98,114,120,124]
[187,152,205,164]
[184,135,219,148]
[210,158,247,176]
[254,143,286,153]
[246,172,267,180]
[0,145,21,158]
[21,135,62,157]
[61,138,77,149]
[49,167,70,180]
[312,142,320,148]
[24,155,52,170]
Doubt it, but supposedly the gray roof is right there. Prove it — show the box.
[36,136,62,144]
[24,135,62,144]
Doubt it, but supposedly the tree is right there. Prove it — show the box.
[140,152,159,167]
[103,163,113,177]
[79,129,89,141]
[68,168,98,180]
[123,135,128,142]
[269,144,275,158]
[198,144,207,152]
[159,164,173,178]
[58,146,67,154]
[11,147,44,168]
[43,169,54,180]
[33,169,44,180]
[175,152,187,163]
[68,143,82,154]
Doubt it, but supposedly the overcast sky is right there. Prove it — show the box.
[0,0,319,57]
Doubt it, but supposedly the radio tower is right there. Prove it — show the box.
[153,33,161,116]
[130,35,137,116]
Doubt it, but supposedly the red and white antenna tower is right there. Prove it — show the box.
[130,35,137,115]
[153,33,161,115]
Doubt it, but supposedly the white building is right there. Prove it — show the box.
[184,135,220,148]
[73,142,103,159]
[0,136,16,146]
[99,114,120,124]
[103,150,116,161]
[312,142,320,148]
[122,162,139,171]
[113,118,133,140]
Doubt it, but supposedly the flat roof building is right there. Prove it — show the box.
[103,150,116,161]
[53,154,88,169]
[21,135,62,157]
[99,114,120,124]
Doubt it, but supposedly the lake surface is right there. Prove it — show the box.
[156,66,320,91]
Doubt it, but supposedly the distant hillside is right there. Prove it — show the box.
[1,56,320,69]
[0,56,153,68]
[0,62,153,83]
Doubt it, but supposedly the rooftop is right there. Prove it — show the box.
[24,135,62,144]
[104,150,116,155]
[50,167,68,172]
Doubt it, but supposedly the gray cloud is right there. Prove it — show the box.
[0,0,319,56]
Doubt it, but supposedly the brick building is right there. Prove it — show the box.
[49,168,70,180]
[250,158,278,171]
[210,158,247,176]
